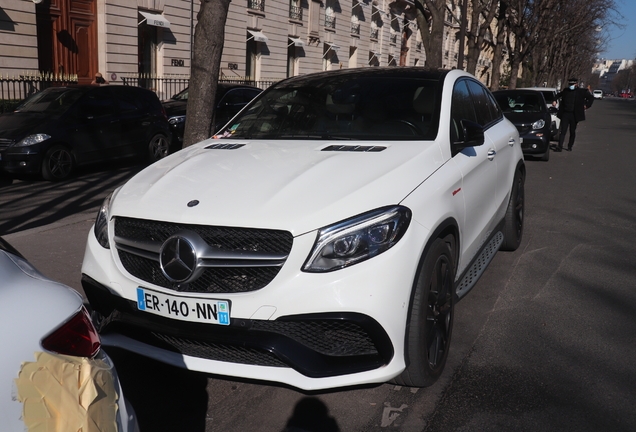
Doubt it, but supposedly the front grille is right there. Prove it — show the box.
[114,217,293,293]
[0,138,15,150]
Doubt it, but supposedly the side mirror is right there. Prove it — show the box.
[453,119,485,149]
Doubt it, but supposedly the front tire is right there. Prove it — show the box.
[41,145,74,181]
[394,235,456,387]
[148,133,170,162]
[501,169,525,251]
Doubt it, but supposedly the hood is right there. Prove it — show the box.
[161,99,187,117]
[0,112,57,141]
[111,139,446,236]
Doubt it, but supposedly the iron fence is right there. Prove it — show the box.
[0,75,77,114]
[0,75,276,114]
[121,75,275,100]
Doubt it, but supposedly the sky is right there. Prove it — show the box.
[600,0,636,60]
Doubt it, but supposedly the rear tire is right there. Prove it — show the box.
[501,169,525,251]
[41,145,74,181]
[394,235,455,387]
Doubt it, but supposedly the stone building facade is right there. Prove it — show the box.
[1,0,496,99]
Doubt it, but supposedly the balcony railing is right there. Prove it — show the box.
[370,28,379,39]
[248,0,265,12]
[325,15,336,28]
[289,5,302,20]
[351,23,360,34]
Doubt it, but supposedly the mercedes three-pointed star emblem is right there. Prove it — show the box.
[159,235,197,282]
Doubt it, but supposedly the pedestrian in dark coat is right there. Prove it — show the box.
[553,78,594,151]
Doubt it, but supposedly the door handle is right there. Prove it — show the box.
[488,149,496,160]
[508,138,515,146]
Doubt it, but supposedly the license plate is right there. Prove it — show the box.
[136,287,230,325]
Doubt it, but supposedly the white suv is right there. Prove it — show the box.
[82,68,525,391]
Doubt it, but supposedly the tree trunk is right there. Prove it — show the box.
[183,0,231,148]
[490,1,507,91]
[466,0,498,75]
[414,0,446,69]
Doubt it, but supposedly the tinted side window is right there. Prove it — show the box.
[81,88,116,119]
[220,89,246,106]
[466,80,496,126]
[451,79,478,143]
[114,90,142,113]
[242,89,262,103]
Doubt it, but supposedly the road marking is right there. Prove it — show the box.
[381,402,408,427]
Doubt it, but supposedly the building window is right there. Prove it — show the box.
[248,0,265,12]
[368,51,379,67]
[138,15,158,88]
[287,40,299,77]
[349,46,358,68]
[246,36,258,80]
[289,0,302,20]
[323,43,339,70]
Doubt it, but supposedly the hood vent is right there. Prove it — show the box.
[206,143,246,150]
[322,145,386,152]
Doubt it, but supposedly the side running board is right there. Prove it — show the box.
[455,231,504,301]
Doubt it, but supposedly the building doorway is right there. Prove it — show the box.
[36,0,97,84]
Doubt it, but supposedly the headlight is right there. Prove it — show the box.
[16,133,51,147]
[168,115,186,125]
[532,119,545,130]
[94,192,113,249]
[303,206,411,273]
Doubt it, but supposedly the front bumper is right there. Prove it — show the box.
[520,133,550,155]
[0,148,43,175]
[81,218,425,390]
[83,274,393,379]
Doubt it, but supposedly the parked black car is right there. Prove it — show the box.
[162,83,262,146]
[0,85,171,181]
[493,89,555,161]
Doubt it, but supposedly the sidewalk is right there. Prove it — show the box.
[5,211,96,297]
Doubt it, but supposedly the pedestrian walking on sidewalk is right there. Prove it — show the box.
[554,78,594,151]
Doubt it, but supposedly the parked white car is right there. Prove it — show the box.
[82,68,525,391]
[0,237,138,432]
[593,89,603,99]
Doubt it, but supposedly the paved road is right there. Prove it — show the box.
[3,97,636,431]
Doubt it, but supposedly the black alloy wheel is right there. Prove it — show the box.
[394,235,455,387]
[501,169,525,251]
[148,134,170,162]
[41,145,74,181]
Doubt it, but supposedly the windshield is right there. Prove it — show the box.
[15,87,85,115]
[495,93,545,113]
[218,76,441,140]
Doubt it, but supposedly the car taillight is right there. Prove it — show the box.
[161,105,168,121]
[41,307,101,358]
